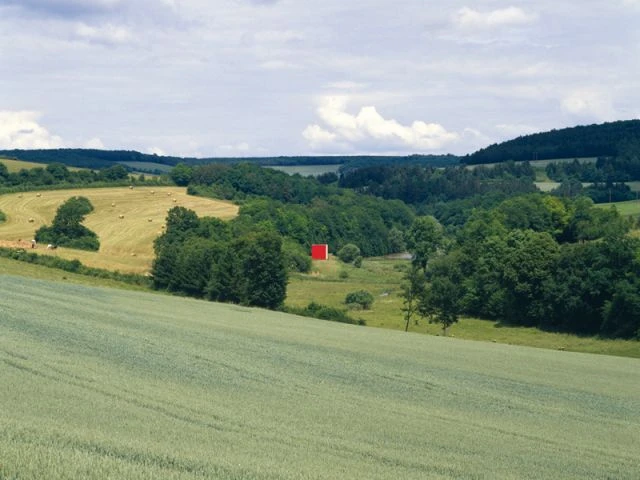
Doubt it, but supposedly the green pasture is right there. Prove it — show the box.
[1,274,638,479]
[596,199,640,217]
[288,257,640,358]
[268,164,341,176]
[0,158,84,172]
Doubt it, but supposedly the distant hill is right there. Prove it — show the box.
[0,148,459,172]
[463,119,640,165]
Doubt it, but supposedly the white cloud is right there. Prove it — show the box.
[324,81,368,90]
[0,111,65,149]
[561,87,615,121]
[495,123,540,137]
[303,96,459,153]
[85,137,105,149]
[454,6,538,30]
[75,22,133,44]
[0,0,124,17]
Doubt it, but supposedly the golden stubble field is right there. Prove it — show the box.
[0,187,238,273]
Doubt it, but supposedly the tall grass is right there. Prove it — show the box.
[1,274,639,479]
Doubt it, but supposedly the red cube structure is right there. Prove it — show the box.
[311,244,329,260]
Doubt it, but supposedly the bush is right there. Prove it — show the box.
[345,290,374,310]
[339,270,349,279]
[337,243,361,263]
[0,209,5,223]
[285,302,365,325]
[283,240,312,273]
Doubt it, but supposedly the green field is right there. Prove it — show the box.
[0,158,84,173]
[1,274,638,479]
[596,199,640,216]
[268,164,341,176]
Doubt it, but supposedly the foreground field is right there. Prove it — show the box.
[1,274,638,479]
[0,187,238,273]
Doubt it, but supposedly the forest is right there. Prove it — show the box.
[463,119,640,164]
[156,160,640,339]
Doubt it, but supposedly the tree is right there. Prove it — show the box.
[405,216,443,270]
[35,196,100,251]
[419,255,463,336]
[337,243,361,263]
[170,163,193,186]
[345,290,374,310]
[401,265,426,332]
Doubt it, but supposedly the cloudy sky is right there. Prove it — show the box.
[1,0,639,157]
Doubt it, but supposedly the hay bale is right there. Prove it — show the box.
[151,190,155,194]
[111,202,116,207]
[28,218,34,223]
[131,252,137,257]
[36,193,41,197]
[119,214,125,219]
[173,198,178,203]
[148,218,153,222]
[129,185,134,189]
[167,192,171,196]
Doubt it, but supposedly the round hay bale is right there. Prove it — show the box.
[111,202,116,207]
[28,218,35,223]
[129,185,134,189]
[119,214,125,219]
[18,194,23,198]
[173,198,178,203]
[131,252,137,257]
[167,192,171,196]
[148,218,153,222]
[36,193,41,197]
[151,190,155,194]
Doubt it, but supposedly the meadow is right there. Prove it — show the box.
[288,257,640,358]
[268,164,341,176]
[0,158,83,173]
[0,187,238,273]
[1,273,638,479]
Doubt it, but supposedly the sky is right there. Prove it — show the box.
[1,0,639,157]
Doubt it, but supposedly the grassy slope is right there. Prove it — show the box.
[0,186,238,273]
[288,257,640,358]
[1,274,638,480]
[0,158,83,172]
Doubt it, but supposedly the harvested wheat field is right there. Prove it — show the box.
[0,187,238,273]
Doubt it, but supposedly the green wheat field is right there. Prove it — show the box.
[1,274,638,479]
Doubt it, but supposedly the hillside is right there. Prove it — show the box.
[0,149,458,172]
[1,274,639,479]
[464,119,640,165]
[0,187,238,273]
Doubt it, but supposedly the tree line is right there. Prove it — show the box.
[463,119,640,164]
[403,194,639,339]
[0,161,150,189]
[152,207,287,309]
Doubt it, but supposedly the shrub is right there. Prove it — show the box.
[0,209,5,223]
[337,243,361,263]
[286,302,365,325]
[339,270,349,279]
[283,240,312,273]
[353,256,363,268]
[345,290,374,310]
